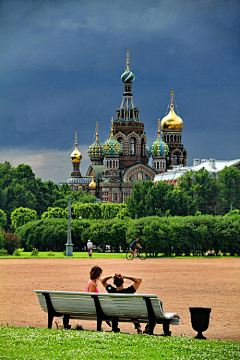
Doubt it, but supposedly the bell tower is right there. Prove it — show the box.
[161,89,187,169]
[113,51,148,168]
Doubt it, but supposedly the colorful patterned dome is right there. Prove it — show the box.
[88,123,104,159]
[103,118,122,155]
[121,51,135,83]
[150,119,169,157]
[121,70,135,83]
[150,138,169,157]
[146,146,151,159]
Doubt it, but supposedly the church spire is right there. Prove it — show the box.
[126,50,130,71]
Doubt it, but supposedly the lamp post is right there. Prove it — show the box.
[65,197,73,256]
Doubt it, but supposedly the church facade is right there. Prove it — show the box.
[66,53,187,203]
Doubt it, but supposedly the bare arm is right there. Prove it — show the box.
[137,243,142,249]
[100,274,113,289]
[121,274,142,291]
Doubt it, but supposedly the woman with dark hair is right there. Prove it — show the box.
[86,265,112,329]
[86,265,102,293]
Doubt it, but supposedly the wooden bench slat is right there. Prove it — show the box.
[34,290,180,334]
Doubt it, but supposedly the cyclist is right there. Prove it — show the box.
[130,238,142,257]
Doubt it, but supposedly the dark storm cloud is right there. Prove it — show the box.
[0,0,239,182]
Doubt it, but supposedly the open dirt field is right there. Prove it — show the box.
[0,258,239,342]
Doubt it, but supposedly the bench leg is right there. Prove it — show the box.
[63,315,71,329]
[97,317,103,332]
[148,322,156,335]
[48,313,54,329]
[163,321,171,336]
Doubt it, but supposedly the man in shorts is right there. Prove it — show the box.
[87,239,93,257]
[130,238,142,257]
[101,273,142,333]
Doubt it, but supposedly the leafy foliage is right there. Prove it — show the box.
[0,209,7,228]
[218,166,240,214]
[41,207,67,219]
[0,229,21,255]
[11,207,37,229]
[126,181,194,219]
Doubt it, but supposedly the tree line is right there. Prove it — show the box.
[13,215,240,256]
[0,162,239,254]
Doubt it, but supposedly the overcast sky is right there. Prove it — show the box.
[0,0,239,183]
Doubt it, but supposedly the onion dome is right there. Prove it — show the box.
[71,133,82,162]
[121,51,135,83]
[146,146,151,159]
[88,122,104,159]
[150,119,169,156]
[89,176,97,190]
[103,117,122,155]
[161,89,183,130]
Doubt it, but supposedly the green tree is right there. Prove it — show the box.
[41,207,67,219]
[179,169,218,214]
[11,207,38,229]
[126,181,193,219]
[217,166,240,214]
[0,209,7,228]
[2,230,21,254]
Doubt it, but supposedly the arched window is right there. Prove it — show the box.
[129,109,133,119]
[113,160,115,168]
[166,156,170,167]
[174,154,179,165]
[118,138,123,152]
[121,109,124,119]
[174,135,177,142]
[157,162,159,169]
[130,138,135,155]
[141,139,145,156]
[110,160,112,168]
[170,135,173,142]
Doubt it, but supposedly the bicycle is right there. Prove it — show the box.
[126,248,147,260]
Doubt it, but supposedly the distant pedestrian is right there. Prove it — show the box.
[87,239,93,257]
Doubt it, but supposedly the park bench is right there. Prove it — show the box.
[34,290,180,335]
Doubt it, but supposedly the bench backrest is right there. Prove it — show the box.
[34,290,166,320]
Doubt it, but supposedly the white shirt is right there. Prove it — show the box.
[87,241,93,249]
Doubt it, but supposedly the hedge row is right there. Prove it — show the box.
[16,215,240,256]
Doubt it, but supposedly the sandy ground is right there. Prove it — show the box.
[0,257,239,342]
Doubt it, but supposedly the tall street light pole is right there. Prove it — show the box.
[65,197,73,256]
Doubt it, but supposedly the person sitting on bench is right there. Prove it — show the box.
[101,273,142,333]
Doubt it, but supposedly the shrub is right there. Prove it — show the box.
[0,248,8,256]
[3,230,21,255]
[47,251,55,256]
[31,248,39,256]
[13,249,21,256]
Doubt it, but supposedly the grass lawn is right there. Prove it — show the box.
[0,251,127,259]
[0,327,239,360]
[0,250,238,259]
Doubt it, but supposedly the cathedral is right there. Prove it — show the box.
[66,52,187,203]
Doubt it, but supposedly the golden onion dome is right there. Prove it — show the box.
[71,133,82,161]
[161,89,183,130]
[89,176,97,190]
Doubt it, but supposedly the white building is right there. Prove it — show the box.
[154,159,240,185]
